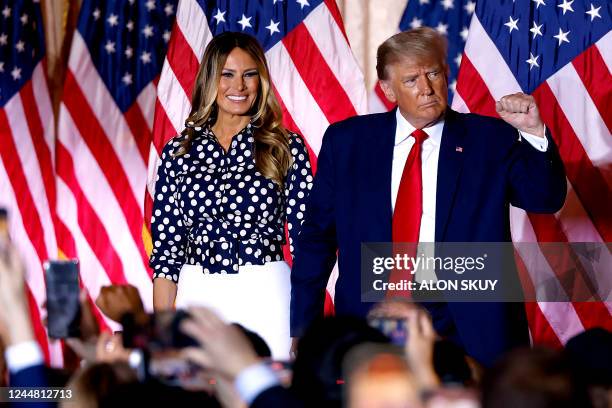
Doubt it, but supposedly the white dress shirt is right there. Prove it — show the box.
[391,108,548,243]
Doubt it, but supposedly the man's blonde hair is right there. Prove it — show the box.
[376,27,448,80]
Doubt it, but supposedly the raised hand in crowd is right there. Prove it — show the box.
[61,287,102,366]
[95,331,131,364]
[180,307,270,407]
[62,288,105,364]
[96,284,147,324]
[368,299,439,389]
[0,238,49,391]
[213,376,246,408]
[366,297,424,320]
[405,308,439,390]
[181,306,261,381]
[66,284,145,364]
[78,288,101,341]
[0,240,34,347]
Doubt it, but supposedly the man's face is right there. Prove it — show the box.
[380,54,448,129]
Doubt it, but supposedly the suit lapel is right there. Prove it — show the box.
[361,110,396,239]
[435,110,467,241]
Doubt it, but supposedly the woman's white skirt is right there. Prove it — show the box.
[175,261,291,360]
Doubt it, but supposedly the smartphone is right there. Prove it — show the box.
[368,317,408,346]
[44,260,81,339]
[122,310,198,351]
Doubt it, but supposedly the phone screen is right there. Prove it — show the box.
[368,317,408,346]
[44,260,81,339]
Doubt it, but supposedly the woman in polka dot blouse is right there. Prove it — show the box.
[149,32,313,359]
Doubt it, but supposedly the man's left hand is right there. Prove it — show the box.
[0,241,34,346]
[495,92,545,138]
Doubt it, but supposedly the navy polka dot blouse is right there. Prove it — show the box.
[149,122,313,282]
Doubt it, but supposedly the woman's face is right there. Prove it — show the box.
[216,47,260,119]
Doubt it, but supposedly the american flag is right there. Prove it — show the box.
[370,0,475,112]
[0,0,57,364]
[375,0,612,346]
[402,0,475,98]
[1,0,365,363]
[456,0,612,347]
[148,0,367,310]
[56,0,178,336]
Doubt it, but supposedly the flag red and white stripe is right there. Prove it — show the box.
[0,60,62,365]
[453,17,612,346]
[56,29,155,329]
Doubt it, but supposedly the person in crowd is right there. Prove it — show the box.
[180,305,447,408]
[343,343,421,408]
[289,316,390,407]
[342,307,442,408]
[62,362,138,408]
[0,238,49,408]
[181,306,304,408]
[64,284,144,365]
[565,328,612,408]
[100,379,222,408]
[150,31,313,360]
[208,323,273,408]
[481,347,593,408]
[290,26,566,366]
[343,338,480,408]
[368,298,480,386]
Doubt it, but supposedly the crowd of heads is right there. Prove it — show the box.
[1,237,611,408]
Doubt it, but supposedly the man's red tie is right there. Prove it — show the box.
[388,129,429,297]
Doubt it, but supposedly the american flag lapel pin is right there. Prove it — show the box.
[456,146,463,152]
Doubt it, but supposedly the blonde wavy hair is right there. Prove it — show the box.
[175,32,291,187]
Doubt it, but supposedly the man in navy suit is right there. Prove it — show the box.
[290,27,566,366]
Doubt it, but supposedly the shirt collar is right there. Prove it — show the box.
[202,120,254,140]
[199,120,256,156]
[394,108,444,146]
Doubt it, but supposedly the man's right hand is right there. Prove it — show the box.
[181,306,260,381]
[0,241,34,346]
